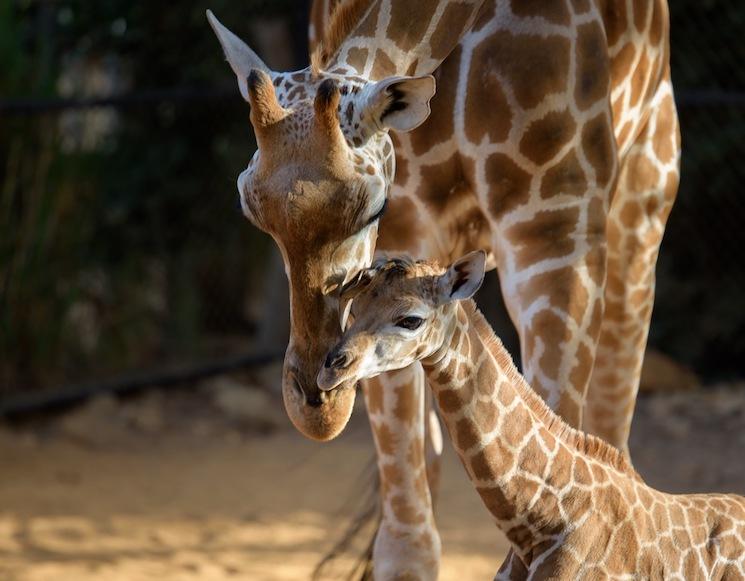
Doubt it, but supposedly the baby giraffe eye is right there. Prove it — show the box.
[395,316,424,331]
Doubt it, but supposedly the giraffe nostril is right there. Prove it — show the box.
[325,351,349,369]
[306,389,329,406]
[306,393,323,407]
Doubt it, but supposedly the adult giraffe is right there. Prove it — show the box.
[208,0,680,577]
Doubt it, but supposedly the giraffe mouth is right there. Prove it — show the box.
[316,369,348,392]
[282,365,358,442]
[317,366,360,393]
[317,347,358,392]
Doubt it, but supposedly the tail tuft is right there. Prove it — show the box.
[312,456,380,581]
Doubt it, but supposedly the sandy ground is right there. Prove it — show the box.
[1,372,744,581]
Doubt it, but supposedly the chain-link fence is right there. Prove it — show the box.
[2,0,744,402]
[1,1,308,400]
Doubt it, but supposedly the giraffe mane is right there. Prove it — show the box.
[462,301,641,480]
[311,0,375,73]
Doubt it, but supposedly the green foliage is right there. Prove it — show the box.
[0,0,26,93]
[1,0,291,390]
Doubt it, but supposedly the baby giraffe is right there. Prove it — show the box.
[318,251,745,580]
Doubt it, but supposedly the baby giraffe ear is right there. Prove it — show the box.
[437,250,487,304]
[361,75,436,133]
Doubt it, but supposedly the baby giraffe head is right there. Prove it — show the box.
[317,251,486,391]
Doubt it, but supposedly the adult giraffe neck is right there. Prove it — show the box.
[315,0,487,78]
[421,300,637,559]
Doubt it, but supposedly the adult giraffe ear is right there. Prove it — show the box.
[362,75,436,133]
[207,10,272,102]
[338,268,376,331]
[437,251,487,304]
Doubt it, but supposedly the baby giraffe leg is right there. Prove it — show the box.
[364,363,441,580]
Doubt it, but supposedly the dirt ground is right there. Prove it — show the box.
[1,369,744,581]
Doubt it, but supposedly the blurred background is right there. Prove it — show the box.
[1,1,744,580]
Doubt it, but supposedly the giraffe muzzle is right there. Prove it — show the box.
[317,349,355,392]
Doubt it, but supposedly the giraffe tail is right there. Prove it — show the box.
[312,455,380,581]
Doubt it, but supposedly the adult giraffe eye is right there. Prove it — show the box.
[396,316,424,331]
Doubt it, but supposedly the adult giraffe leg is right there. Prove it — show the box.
[363,363,441,580]
[424,388,444,509]
[493,158,616,431]
[584,75,681,454]
[456,3,620,431]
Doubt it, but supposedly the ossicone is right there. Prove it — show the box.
[246,69,287,130]
[314,78,342,136]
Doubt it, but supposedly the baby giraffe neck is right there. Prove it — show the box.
[421,301,634,560]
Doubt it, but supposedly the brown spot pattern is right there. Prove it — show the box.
[633,0,651,32]
[416,154,462,214]
[472,1,495,32]
[476,485,515,521]
[430,3,473,61]
[390,494,425,524]
[481,31,571,110]
[465,43,512,144]
[411,47,460,156]
[603,0,628,47]
[581,113,616,188]
[377,196,421,253]
[393,384,416,423]
[511,0,570,25]
[545,149,590,200]
[388,1,431,52]
[520,109,577,166]
[371,49,396,79]
[652,93,677,164]
[649,1,665,46]
[454,418,480,452]
[486,153,532,218]
[574,21,609,110]
[470,438,512,481]
[506,206,580,269]
[346,47,369,70]
[629,48,650,108]
[519,436,548,476]
[375,422,396,455]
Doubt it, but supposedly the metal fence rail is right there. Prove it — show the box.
[0,351,282,418]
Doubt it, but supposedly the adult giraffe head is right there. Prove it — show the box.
[207,1,484,440]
